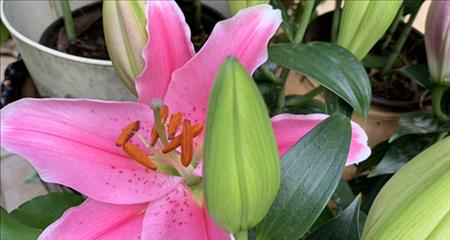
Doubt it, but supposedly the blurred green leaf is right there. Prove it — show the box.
[357,141,390,172]
[309,207,335,233]
[1,207,42,240]
[390,112,450,142]
[362,137,450,240]
[0,19,10,45]
[305,195,362,240]
[269,42,371,119]
[255,114,351,240]
[362,54,387,69]
[270,0,296,42]
[369,134,442,177]
[285,99,325,114]
[10,192,85,229]
[331,178,355,212]
[397,64,432,89]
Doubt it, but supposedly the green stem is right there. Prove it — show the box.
[259,64,281,85]
[285,86,323,107]
[234,231,248,240]
[380,5,404,51]
[193,0,202,32]
[272,68,290,115]
[60,0,76,41]
[293,0,315,44]
[331,0,342,43]
[380,9,418,76]
[432,87,448,121]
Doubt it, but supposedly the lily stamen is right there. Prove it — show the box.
[161,123,204,153]
[181,120,193,167]
[115,121,140,147]
[167,112,183,139]
[123,142,157,170]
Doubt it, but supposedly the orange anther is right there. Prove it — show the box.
[150,126,159,146]
[161,123,203,154]
[181,120,193,167]
[150,105,170,146]
[167,112,183,139]
[123,142,156,170]
[116,121,140,147]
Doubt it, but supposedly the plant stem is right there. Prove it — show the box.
[234,231,248,240]
[272,68,290,115]
[285,86,323,107]
[380,5,404,51]
[380,9,419,76]
[331,0,342,43]
[294,0,315,44]
[193,0,202,32]
[432,87,448,121]
[60,0,76,41]
[259,64,281,85]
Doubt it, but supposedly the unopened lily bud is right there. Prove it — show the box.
[203,57,280,234]
[103,0,147,95]
[227,0,269,16]
[337,0,402,60]
[425,0,450,87]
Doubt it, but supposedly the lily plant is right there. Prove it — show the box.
[0,1,371,239]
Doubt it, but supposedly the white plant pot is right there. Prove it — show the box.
[1,0,138,101]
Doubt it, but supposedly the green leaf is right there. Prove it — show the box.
[204,57,280,233]
[396,64,432,89]
[324,90,353,117]
[285,99,325,114]
[270,0,296,42]
[255,114,352,240]
[362,137,450,240]
[332,178,355,212]
[1,208,42,240]
[10,192,85,229]
[403,0,425,15]
[362,54,387,69]
[305,195,362,240]
[389,112,450,142]
[309,207,335,233]
[369,134,442,177]
[269,42,371,119]
[357,140,390,172]
[0,19,10,45]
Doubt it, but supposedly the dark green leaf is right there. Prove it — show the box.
[270,0,296,42]
[403,0,425,15]
[305,195,362,240]
[269,42,371,119]
[308,207,335,233]
[369,134,442,177]
[357,140,389,172]
[255,114,352,240]
[10,192,85,229]
[324,90,353,117]
[396,64,432,89]
[332,179,355,213]
[285,99,325,114]
[390,112,450,142]
[1,207,42,240]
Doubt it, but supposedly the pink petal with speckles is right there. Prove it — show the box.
[0,99,181,204]
[142,185,229,240]
[271,114,371,165]
[136,0,195,104]
[39,199,147,240]
[164,5,281,125]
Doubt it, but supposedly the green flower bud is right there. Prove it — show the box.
[203,57,280,235]
[227,0,269,16]
[337,0,403,60]
[103,0,147,95]
[362,137,450,240]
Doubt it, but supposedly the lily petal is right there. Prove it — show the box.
[136,1,195,104]
[0,99,181,204]
[142,185,229,240]
[164,5,282,124]
[40,199,147,240]
[272,114,371,165]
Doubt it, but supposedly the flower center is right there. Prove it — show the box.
[115,100,203,185]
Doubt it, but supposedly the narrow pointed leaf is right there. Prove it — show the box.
[255,114,352,240]
[389,112,450,142]
[9,192,85,229]
[397,64,432,89]
[204,57,280,233]
[306,195,362,240]
[269,42,371,119]
[362,137,450,240]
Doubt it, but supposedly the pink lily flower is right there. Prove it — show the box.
[0,1,370,240]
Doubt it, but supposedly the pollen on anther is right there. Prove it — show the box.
[116,121,140,147]
[181,120,193,166]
